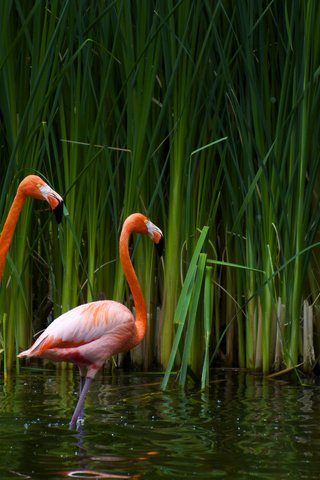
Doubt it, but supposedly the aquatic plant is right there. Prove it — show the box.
[1,1,320,382]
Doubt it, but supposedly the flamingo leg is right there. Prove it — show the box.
[69,377,93,429]
[78,375,86,420]
[78,366,87,392]
[78,366,88,418]
[79,375,86,393]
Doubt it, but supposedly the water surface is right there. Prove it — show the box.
[0,368,320,479]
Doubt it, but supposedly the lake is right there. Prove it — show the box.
[0,368,320,479]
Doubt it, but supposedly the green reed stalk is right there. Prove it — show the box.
[161,227,209,389]
[2,1,320,377]
[159,0,225,367]
[212,1,320,373]
[179,253,207,385]
[201,266,213,389]
[112,27,161,294]
[0,1,81,368]
[288,0,314,366]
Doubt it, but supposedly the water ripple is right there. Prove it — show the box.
[1,370,320,478]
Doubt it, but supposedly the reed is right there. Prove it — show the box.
[1,1,320,381]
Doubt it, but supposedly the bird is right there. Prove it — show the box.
[0,174,64,281]
[18,213,164,429]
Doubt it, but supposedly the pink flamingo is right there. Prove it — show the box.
[0,174,63,281]
[18,213,163,429]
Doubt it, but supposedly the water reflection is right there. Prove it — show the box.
[1,369,320,478]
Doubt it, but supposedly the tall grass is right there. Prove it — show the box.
[215,0,320,375]
[1,1,320,380]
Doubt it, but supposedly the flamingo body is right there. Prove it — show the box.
[18,213,163,429]
[19,301,136,375]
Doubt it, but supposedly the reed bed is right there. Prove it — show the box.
[0,1,320,384]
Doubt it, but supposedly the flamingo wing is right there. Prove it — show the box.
[19,300,134,357]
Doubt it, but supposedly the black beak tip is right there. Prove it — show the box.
[155,236,164,257]
[53,200,64,224]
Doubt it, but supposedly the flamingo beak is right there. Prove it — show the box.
[155,235,164,257]
[145,219,164,257]
[39,184,64,224]
[52,198,64,224]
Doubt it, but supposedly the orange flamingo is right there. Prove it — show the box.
[18,213,163,429]
[0,175,63,281]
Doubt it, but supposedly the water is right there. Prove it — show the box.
[0,368,320,479]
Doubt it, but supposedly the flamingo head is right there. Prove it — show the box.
[145,218,164,257]
[19,175,64,223]
[124,213,164,256]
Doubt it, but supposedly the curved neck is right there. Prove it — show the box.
[119,225,147,346]
[0,190,26,281]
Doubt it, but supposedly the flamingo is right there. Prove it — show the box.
[0,174,64,281]
[18,213,164,429]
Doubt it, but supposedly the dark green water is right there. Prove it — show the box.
[0,368,320,479]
